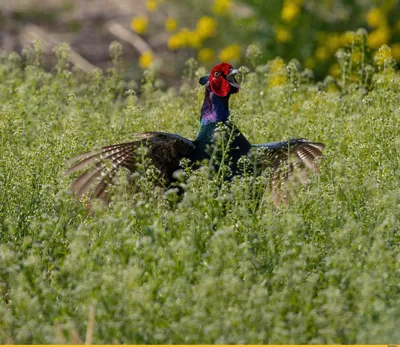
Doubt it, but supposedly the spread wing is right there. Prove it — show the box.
[250,139,325,174]
[65,132,196,201]
[249,138,325,203]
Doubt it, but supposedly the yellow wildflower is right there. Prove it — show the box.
[165,17,177,33]
[139,51,153,69]
[326,33,341,53]
[196,16,217,39]
[368,25,391,49]
[268,58,287,87]
[366,8,386,28]
[329,63,340,77]
[198,48,215,63]
[269,57,286,72]
[326,83,339,93]
[275,26,291,42]
[131,16,148,34]
[168,32,186,50]
[340,31,357,46]
[304,57,316,69]
[391,43,400,60]
[186,31,202,48]
[351,50,362,63]
[281,1,300,22]
[167,28,201,49]
[374,44,393,66]
[315,46,329,61]
[268,75,286,87]
[146,0,158,12]
[218,44,241,62]
[349,73,359,83]
[212,0,232,15]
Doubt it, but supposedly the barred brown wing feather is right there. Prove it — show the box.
[65,132,195,201]
[251,139,324,173]
[250,139,324,205]
[292,142,325,173]
[65,142,136,177]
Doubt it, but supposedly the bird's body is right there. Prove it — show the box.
[66,62,325,202]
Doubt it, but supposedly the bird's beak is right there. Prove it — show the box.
[199,75,210,85]
[226,68,240,88]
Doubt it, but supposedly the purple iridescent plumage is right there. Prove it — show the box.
[200,87,230,125]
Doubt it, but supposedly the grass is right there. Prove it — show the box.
[0,44,400,343]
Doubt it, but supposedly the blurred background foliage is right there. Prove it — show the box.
[0,0,399,82]
[139,0,400,79]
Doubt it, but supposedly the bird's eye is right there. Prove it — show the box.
[214,71,221,77]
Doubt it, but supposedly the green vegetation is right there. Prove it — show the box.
[0,41,400,343]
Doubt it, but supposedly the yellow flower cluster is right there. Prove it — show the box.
[196,16,217,39]
[368,25,391,49]
[374,44,393,66]
[366,8,386,28]
[315,46,329,61]
[212,0,232,15]
[165,17,177,33]
[168,28,198,49]
[146,0,158,12]
[139,51,154,69]
[314,31,363,62]
[131,16,148,34]
[281,0,301,22]
[366,8,391,49]
[275,0,302,43]
[146,0,165,12]
[198,48,215,63]
[329,63,341,77]
[168,16,217,50]
[218,44,241,62]
[304,57,316,69]
[270,57,285,72]
[341,31,358,46]
[275,26,291,42]
[268,57,287,87]
[351,51,362,63]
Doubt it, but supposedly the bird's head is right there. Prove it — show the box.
[199,62,240,97]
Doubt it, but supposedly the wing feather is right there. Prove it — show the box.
[250,138,324,181]
[65,132,195,201]
[249,139,325,205]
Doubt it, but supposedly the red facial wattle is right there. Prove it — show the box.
[210,76,231,97]
[209,62,234,97]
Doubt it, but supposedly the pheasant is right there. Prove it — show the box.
[65,62,325,202]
